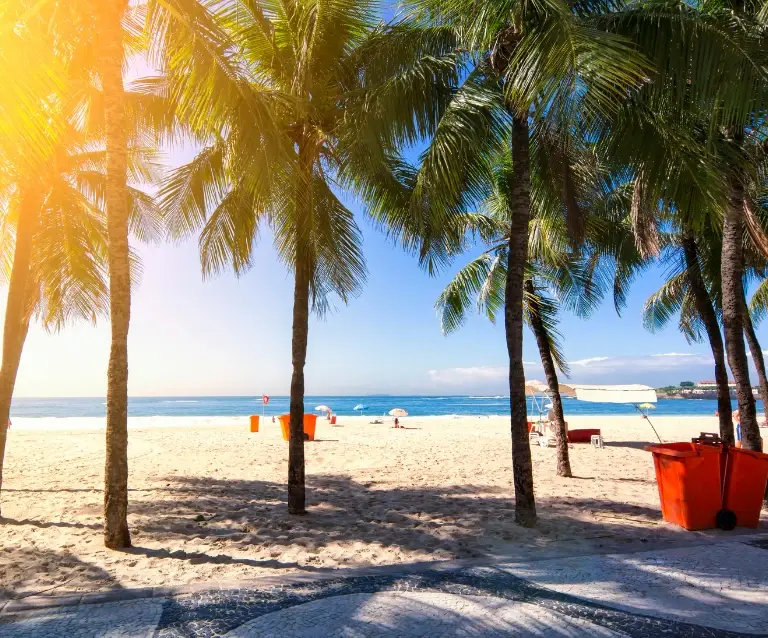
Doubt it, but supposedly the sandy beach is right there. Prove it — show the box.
[1,414,764,599]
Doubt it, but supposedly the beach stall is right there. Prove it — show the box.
[564,384,661,443]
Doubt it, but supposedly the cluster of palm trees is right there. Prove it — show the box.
[1,0,768,547]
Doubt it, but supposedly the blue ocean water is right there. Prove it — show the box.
[9,395,761,419]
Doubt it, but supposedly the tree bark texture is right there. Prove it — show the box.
[742,308,768,424]
[101,0,132,549]
[525,280,572,477]
[287,137,313,515]
[505,117,537,527]
[721,185,761,452]
[0,187,40,515]
[681,233,734,444]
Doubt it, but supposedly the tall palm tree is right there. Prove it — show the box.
[0,126,161,516]
[436,146,646,477]
[601,0,768,452]
[32,0,171,547]
[436,157,597,479]
[152,0,461,514]
[402,0,646,525]
[438,244,580,477]
[643,223,735,443]
[96,0,134,548]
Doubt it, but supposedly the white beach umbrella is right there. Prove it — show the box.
[315,404,332,415]
[524,380,549,395]
[389,408,408,417]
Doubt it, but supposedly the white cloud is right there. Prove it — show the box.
[570,356,610,366]
[651,352,699,357]
[427,366,506,384]
[423,350,768,390]
[427,362,539,386]
[565,352,713,373]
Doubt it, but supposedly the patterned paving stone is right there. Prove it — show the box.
[500,541,768,634]
[0,599,163,638]
[155,565,763,638]
[0,539,766,637]
[223,592,625,637]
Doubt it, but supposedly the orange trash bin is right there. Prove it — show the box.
[330,415,337,425]
[278,413,317,441]
[249,415,259,433]
[645,442,723,530]
[722,446,768,528]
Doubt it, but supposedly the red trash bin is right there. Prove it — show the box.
[722,446,768,528]
[645,442,723,530]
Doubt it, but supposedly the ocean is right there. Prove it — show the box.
[7,395,761,430]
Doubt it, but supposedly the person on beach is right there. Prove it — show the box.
[394,417,399,429]
[733,410,741,447]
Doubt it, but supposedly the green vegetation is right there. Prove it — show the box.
[3,0,768,540]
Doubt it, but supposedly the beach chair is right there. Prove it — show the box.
[529,421,556,448]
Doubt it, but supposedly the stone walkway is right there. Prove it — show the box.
[1,535,767,637]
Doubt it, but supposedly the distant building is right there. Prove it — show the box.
[698,380,736,388]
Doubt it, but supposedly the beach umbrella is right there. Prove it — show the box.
[315,404,332,419]
[353,403,367,415]
[634,402,660,441]
[524,380,548,395]
[389,408,408,417]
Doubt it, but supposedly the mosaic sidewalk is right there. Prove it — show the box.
[1,535,767,637]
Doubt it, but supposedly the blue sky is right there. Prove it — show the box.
[7,9,768,397]
[10,187,767,397]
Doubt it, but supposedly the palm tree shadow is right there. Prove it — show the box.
[119,546,314,571]
[0,546,120,600]
[604,441,655,450]
[1,516,101,530]
[124,473,680,569]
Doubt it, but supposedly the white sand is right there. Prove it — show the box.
[0,414,763,598]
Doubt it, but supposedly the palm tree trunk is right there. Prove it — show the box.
[0,188,40,515]
[101,0,131,549]
[505,116,536,527]
[742,308,768,424]
[288,138,312,516]
[288,260,310,515]
[525,280,571,477]
[681,232,734,444]
[721,182,761,452]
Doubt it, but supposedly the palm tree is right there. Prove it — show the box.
[643,223,735,443]
[439,246,579,477]
[96,0,134,548]
[402,0,646,525]
[601,0,768,452]
[436,156,601,479]
[0,125,161,516]
[152,0,461,514]
[0,4,65,172]
[30,0,171,547]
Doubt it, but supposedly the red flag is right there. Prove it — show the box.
[262,395,269,405]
